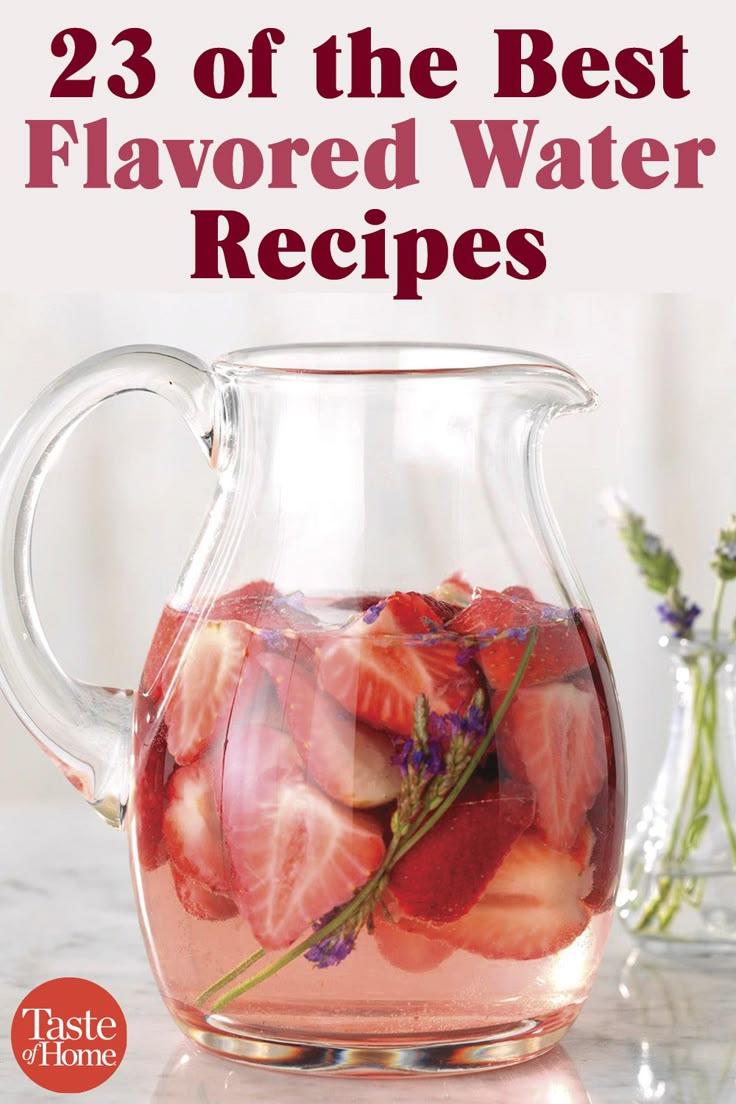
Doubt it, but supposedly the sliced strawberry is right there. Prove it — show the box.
[323,594,386,613]
[420,593,464,623]
[222,725,386,949]
[570,820,595,869]
[163,762,230,894]
[210,585,319,667]
[170,862,238,922]
[448,588,589,690]
[372,902,454,973]
[427,830,593,960]
[432,572,474,608]
[162,619,249,765]
[502,585,536,602]
[259,653,401,809]
[229,657,285,731]
[389,779,535,922]
[141,605,192,698]
[317,591,480,738]
[203,656,285,809]
[133,722,172,872]
[584,784,625,912]
[210,580,280,615]
[497,681,607,852]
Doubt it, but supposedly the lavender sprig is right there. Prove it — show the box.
[656,598,702,638]
[198,629,538,1011]
[304,905,361,969]
[602,489,699,639]
[604,490,736,934]
[712,516,736,583]
[602,489,681,595]
[309,689,489,973]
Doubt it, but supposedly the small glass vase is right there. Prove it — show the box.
[618,633,736,951]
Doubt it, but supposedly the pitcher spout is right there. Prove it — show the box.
[526,356,598,415]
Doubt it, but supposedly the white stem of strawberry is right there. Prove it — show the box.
[199,629,538,1013]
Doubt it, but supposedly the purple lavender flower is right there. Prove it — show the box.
[362,600,386,625]
[304,906,357,969]
[464,703,488,741]
[395,715,445,777]
[507,626,530,642]
[427,711,448,744]
[642,534,663,556]
[424,740,444,775]
[427,704,487,750]
[410,747,426,770]
[304,932,356,969]
[392,738,412,773]
[271,592,307,617]
[456,645,477,666]
[393,735,445,779]
[260,628,286,651]
[657,599,701,636]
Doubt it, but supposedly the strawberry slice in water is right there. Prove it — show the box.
[388,779,535,922]
[141,605,192,699]
[202,655,284,809]
[372,901,454,973]
[163,761,230,894]
[210,584,320,668]
[134,721,172,872]
[259,652,401,809]
[448,588,589,690]
[170,863,238,922]
[502,585,536,602]
[162,620,249,765]
[422,830,593,960]
[222,725,386,949]
[432,572,474,608]
[497,681,607,852]
[318,591,480,738]
[210,580,280,615]
[584,783,625,912]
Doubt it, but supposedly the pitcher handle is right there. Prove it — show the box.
[0,345,222,827]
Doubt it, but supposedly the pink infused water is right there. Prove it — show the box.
[129,581,624,1049]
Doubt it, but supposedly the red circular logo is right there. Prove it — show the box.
[11,977,127,1094]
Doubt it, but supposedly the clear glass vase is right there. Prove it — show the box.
[618,633,736,951]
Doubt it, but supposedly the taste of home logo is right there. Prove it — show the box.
[11,977,127,1094]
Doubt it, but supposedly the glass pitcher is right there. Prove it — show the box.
[0,343,626,1075]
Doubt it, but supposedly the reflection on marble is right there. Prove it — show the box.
[151,1043,590,1103]
[2,804,735,1103]
[618,949,736,1103]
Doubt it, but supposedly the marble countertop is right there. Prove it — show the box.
[1,802,733,1103]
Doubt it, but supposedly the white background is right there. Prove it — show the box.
[1,289,734,824]
[2,0,733,292]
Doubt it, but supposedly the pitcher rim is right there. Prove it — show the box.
[213,341,596,405]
